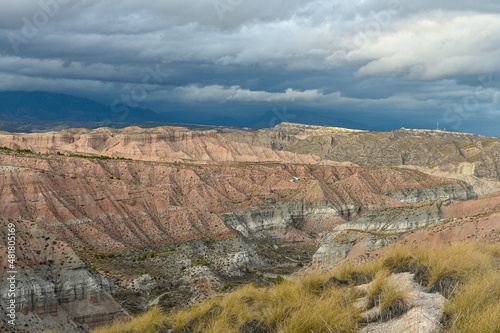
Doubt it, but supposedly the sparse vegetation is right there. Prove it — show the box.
[95,242,500,333]
[15,148,34,154]
[69,153,131,160]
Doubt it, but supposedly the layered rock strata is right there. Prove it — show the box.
[0,218,129,332]
[311,183,478,271]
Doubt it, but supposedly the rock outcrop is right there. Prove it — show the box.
[357,273,446,333]
[220,201,343,241]
[311,184,478,271]
[0,218,129,332]
[384,183,477,204]
[0,152,463,252]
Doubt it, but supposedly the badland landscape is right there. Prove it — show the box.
[0,116,499,332]
[1,0,500,332]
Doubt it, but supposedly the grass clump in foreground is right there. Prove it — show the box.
[363,270,410,322]
[94,242,500,333]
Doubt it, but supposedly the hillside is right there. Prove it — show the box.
[0,91,169,124]
[223,123,500,181]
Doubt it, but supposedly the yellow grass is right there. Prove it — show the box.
[93,306,167,333]
[95,242,500,333]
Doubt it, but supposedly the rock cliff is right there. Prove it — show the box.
[0,218,129,332]
[311,182,478,271]
[0,152,463,252]
[224,123,500,181]
[0,126,320,164]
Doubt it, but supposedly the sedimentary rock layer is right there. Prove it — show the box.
[0,218,129,332]
[0,126,320,163]
[0,151,466,251]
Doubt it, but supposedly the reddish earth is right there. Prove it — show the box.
[407,193,500,245]
[0,147,462,252]
[0,127,322,163]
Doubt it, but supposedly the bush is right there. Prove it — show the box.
[69,153,132,160]
[16,148,34,154]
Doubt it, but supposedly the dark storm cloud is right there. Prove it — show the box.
[0,0,499,135]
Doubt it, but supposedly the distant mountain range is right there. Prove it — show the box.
[0,91,368,132]
[0,91,165,123]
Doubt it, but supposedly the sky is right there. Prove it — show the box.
[1,0,500,135]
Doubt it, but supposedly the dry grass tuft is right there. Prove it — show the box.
[94,242,500,333]
[93,306,168,333]
[366,270,390,309]
[444,272,500,333]
[378,284,411,321]
[362,269,411,321]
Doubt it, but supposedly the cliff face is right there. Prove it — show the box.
[0,127,320,164]
[311,183,478,271]
[0,218,129,332]
[284,128,500,181]
[310,189,500,273]
[311,204,441,271]
[383,183,477,204]
[224,123,500,181]
[220,201,344,241]
[0,153,465,251]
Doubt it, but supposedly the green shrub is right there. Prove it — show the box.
[16,148,34,154]
[275,275,285,285]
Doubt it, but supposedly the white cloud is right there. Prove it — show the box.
[335,13,500,80]
[166,84,447,112]
[171,85,325,103]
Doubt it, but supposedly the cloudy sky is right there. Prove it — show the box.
[1,0,500,135]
